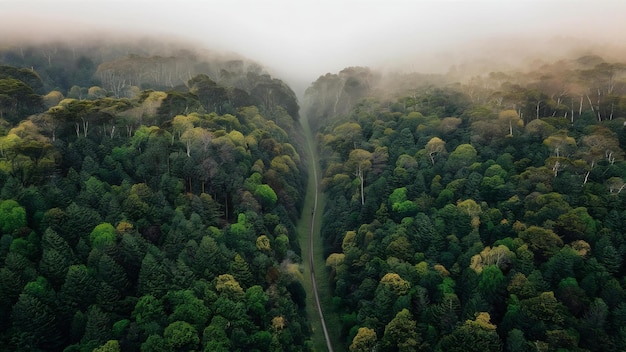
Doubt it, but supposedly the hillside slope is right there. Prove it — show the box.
[0,40,310,351]
[303,56,626,351]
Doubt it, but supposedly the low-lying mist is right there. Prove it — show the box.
[3,0,626,98]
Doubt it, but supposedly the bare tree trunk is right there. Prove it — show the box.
[333,79,345,116]
[536,101,541,119]
[354,166,365,206]
[552,160,560,177]
[82,119,88,137]
[606,151,615,164]
[224,193,229,221]
[360,173,364,206]
[598,90,602,121]
[579,95,583,117]
[585,94,596,117]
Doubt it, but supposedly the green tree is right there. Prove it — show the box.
[163,321,199,351]
[188,74,228,113]
[81,305,112,348]
[140,334,171,352]
[498,109,523,136]
[519,226,563,261]
[215,274,245,301]
[446,144,477,171]
[59,264,97,312]
[89,223,117,249]
[595,237,622,274]
[137,250,171,298]
[246,285,268,322]
[389,187,417,220]
[62,202,102,246]
[457,198,482,228]
[163,321,200,351]
[39,247,69,289]
[439,312,501,352]
[328,122,363,156]
[229,253,253,288]
[347,148,373,205]
[380,308,420,352]
[554,207,596,242]
[0,77,42,124]
[165,290,210,331]
[379,273,411,296]
[424,136,446,165]
[0,267,23,327]
[41,228,73,260]
[93,340,121,352]
[470,245,515,273]
[188,235,221,280]
[97,253,129,294]
[506,329,534,352]
[132,294,167,337]
[478,265,506,304]
[543,132,576,176]
[11,293,61,350]
[521,291,566,325]
[0,199,26,235]
[350,327,377,352]
[203,315,231,351]
[254,184,278,209]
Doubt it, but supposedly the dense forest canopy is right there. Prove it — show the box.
[303,53,626,351]
[3,32,626,352]
[0,39,309,351]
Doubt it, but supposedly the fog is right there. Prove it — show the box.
[2,0,626,95]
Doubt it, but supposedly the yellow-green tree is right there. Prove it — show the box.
[346,148,372,205]
[498,109,524,136]
[439,312,501,352]
[350,327,377,352]
[425,137,446,165]
[380,309,419,352]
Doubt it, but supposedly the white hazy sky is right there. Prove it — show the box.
[2,0,626,91]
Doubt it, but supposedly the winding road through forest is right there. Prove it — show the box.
[306,129,333,352]
[301,118,336,352]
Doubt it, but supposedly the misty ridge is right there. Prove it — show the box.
[4,26,626,104]
[0,34,269,94]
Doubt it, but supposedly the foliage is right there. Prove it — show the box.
[5,35,626,352]
[0,41,308,351]
[304,54,626,352]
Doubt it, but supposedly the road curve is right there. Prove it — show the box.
[306,124,334,352]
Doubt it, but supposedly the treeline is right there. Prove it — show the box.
[305,56,626,351]
[0,40,310,352]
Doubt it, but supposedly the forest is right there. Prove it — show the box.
[302,59,626,351]
[2,35,626,352]
[0,40,310,351]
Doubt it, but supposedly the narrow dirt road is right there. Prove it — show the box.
[305,128,334,352]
